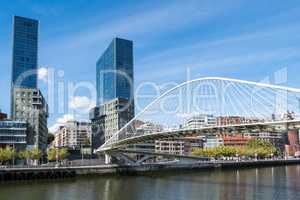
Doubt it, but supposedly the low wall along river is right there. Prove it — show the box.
[1,159,300,181]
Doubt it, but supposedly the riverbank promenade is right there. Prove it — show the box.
[1,159,300,181]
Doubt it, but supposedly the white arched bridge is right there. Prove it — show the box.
[97,77,300,163]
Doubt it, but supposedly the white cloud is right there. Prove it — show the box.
[48,114,75,133]
[56,114,75,123]
[69,96,95,110]
[38,67,48,83]
[48,96,96,132]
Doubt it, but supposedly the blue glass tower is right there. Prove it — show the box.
[96,38,134,105]
[11,16,38,88]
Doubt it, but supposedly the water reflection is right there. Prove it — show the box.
[1,165,300,200]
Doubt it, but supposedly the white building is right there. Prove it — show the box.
[136,122,163,135]
[53,120,91,149]
[155,137,205,156]
[204,137,224,148]
[185,114,216,129]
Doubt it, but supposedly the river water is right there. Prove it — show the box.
[1,165,300,200]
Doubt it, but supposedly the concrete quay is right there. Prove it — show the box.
[1,159,300,181]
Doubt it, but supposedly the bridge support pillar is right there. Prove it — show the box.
[105,154,112,164]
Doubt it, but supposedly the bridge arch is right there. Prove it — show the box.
[100,77,300,150]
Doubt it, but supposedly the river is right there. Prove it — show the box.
[1,165,300,200]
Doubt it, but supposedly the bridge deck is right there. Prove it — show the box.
[98,120,300,152]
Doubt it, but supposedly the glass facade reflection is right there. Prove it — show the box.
[0,120,27,150]
[11,16,38,88]
[96,38,134,105]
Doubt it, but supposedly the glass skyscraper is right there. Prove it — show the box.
[11,16,38,89]
[10,16,48,151]
[90,38,134,148]
[96,37,134,105]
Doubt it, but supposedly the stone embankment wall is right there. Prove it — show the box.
[1,159,300,181]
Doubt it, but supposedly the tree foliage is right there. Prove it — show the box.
[192,146,238,158]
[246,139,277,158]
[47,148,57,161]
[18,150,31,160]
[30,148,42,161]
[247,139,274,149]
[0,146,15,164]
[192,139,278,159]
[58,148,69,160]
[47,148,69,162]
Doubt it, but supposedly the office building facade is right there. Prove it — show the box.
[154,137,204,156]
[0,120,27,151]
[216,116,262,126]
[222,134,251,147]
[204,136,224,148]
[96,37,134,105]
[12,88,48,151]
[183,137,205,155]
[185,114,216,129]
[10,16,48,152]
[53,120,91,149]
[91,98,134,143]
[136,122,163,135]
[285,129,300,156]
[11,16,38,89]
[89,107,106,150]
[90,38,135,150]
[155,140,185,155]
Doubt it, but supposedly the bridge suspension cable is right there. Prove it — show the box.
[99,77,300,151]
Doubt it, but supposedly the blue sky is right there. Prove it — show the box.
[1,0,300,131]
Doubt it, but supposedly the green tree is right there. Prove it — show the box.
[247,139,273,149]
[0,146,15,165]
[29,148,42,164]
[192,140,278,160]
[192,148,206,157]
[192,146,238,158]
[18,150,31,165]
[47,148,69,163]
[246,139,277,158]
[58,148,69,161]
[238,147,252,157]
[47,148,57,162]
[0,149,5,164]
[6,146,16,162]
